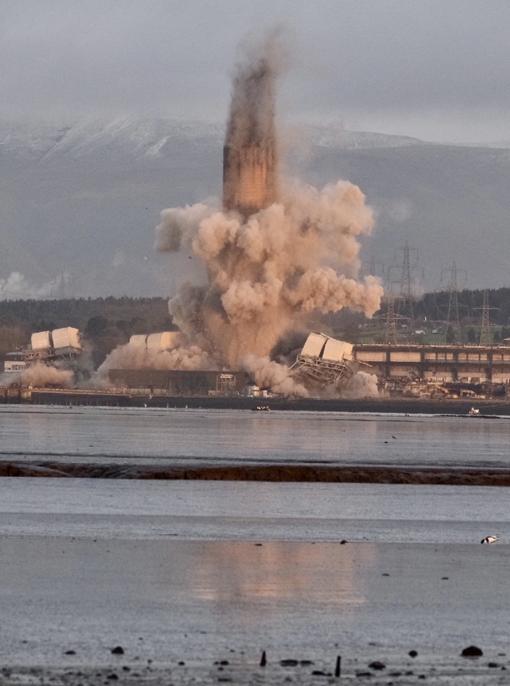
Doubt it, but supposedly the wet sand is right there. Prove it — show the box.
[2,458,510,485]
[0,538,508,684]
[0,478,508,684]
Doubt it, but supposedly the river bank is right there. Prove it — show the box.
[3,459,510,486]
[2,389,510,414]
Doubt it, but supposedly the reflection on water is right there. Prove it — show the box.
[0,405,509,468]
[189,542,374,607]
[0,537,509,662]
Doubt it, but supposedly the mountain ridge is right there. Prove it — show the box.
[1,117,510,297]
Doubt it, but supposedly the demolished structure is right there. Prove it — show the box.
[222,49,278,216]
[4,327,82,373]
[291,331,364,390]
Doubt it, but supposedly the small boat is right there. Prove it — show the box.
[481,535,498,544]
[253,405,271,412]
[467,407,480,417]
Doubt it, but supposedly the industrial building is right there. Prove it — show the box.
[353,343,510,384]
[108,369,248,396]
[3,327,82,373]
[128,331,185,350]
[108,331,249,396]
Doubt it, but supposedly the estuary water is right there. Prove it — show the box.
[0,404,509,468]
[0,405,509,677]
[0,478,509,544]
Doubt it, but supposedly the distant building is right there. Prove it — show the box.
[3,351,27,373]
[353,343,510,384]
[3,327,82,373]
[108,369,249,396]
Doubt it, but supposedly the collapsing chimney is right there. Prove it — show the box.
[223,52,278,216]
[151,31,383,385]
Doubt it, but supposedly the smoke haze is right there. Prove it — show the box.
[157,178,382,368]
[19,362,73,388]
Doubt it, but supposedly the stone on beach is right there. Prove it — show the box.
[461,645,483,657]
[369,660,386,670]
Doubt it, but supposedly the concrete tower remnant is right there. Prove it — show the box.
[223,51,278,216]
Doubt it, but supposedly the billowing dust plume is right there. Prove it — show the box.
[157,179,382,370]
[105,32,383,398]
[1,362,74,388]
[98,338,214,377]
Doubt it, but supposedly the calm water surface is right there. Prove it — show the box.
[0,478,508,543]
[1,405,509,667]
[0,404,508,467]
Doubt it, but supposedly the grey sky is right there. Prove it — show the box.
[2,0,510,143]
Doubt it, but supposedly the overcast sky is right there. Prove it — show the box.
[2,0,510,143]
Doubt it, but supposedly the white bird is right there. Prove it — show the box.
[480,535,498,544]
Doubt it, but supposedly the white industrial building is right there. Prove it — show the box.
[128,331,185,351]
[3,327,82,373]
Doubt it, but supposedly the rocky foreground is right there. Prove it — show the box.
[0,649,508,685]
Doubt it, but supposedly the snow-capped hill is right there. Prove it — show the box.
[1,116,510,296]
[0,117,224,162]
[0,117,423,163]
[307,125,425,150]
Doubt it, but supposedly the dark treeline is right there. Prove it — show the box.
[415,288,510,326]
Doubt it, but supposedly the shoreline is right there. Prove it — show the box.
[4,391,510,414]
[2,460,510,485]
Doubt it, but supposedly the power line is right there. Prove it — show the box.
[387,242,419,320]
[440,261,467,343]
[384,295,398,344]
[480,290,492,345]
[367,256,385,281]
[473,290,498,345]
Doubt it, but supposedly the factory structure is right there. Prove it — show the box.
[108,369,248,397]
[353,343,510,386]
[111,332,248,396]
[106,336,510,397]
[4,324,510,398]
[3,327,82,374]
[107,330,358,397]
